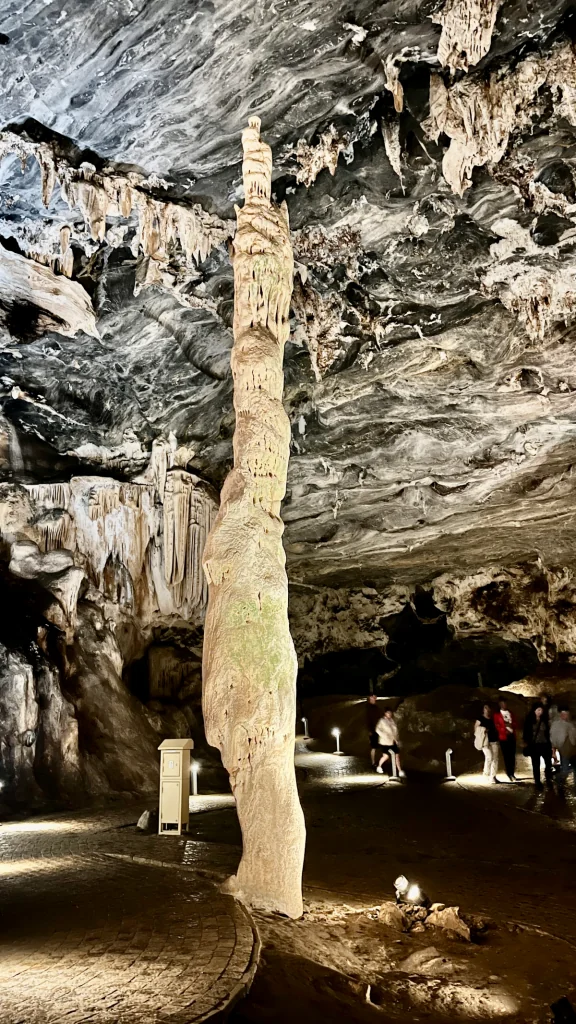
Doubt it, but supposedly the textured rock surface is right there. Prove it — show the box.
[202,118,305,917]
[1,0,576,800]
[0,0,575,591]
[0,446,217,803]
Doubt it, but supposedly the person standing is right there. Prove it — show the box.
[375,709,405,777]
[474,703,500,783]
[550,708,576,794]
[523,703,553,791]
[539,693,557,723]
[494,698,519,782]
[366,694,381,766]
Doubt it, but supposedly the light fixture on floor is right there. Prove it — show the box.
[332,727,343,754]
[190,761,200,795]
[388,750,402,782]
[394,874,430,908]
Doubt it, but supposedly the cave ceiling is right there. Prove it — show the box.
[2,0,576,589]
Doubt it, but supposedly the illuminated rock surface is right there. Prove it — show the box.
[1,0,576,802]
[202,118,305,917]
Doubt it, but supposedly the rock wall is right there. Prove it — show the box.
[0,440,217,805]
[289,585,409,664]
[432,561,576,662]
[0,457,573,805]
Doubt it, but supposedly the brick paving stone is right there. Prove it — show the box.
[0,805,258,1023]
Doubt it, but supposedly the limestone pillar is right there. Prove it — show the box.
[202,117,305,918]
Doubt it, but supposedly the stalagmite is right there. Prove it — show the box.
[202,117,305,919]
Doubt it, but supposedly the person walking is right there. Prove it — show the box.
[550,707,576,794]
[375,709,405,777]
[474,703,500,783]
[523,703,553,791]
[494,698,519,781]
[366,694,381,766]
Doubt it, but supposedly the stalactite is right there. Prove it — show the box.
[58,225,73,278]
[292,275,345,380]
[424,40,576,196]
[382,119,404,185]
[16,467,217,625]
[163,470,192,587]
[432,0,502,73]
[290,126,348,187]
[202,117,306,919]
[482,260,576,339]
[384,55,405,113]
[0,131,233,278]
[27,483,71,509]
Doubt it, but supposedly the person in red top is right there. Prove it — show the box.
[494,697,519,782]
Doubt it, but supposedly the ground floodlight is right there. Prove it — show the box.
[191,760,200,796]
[394,874,430,907]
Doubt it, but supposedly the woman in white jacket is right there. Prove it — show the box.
[375,709,405,777]
[474,703,500,783]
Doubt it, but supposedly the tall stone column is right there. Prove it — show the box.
[202,117,305,919]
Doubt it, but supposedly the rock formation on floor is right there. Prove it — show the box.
[1,0,576,802]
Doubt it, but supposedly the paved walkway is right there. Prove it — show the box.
[0,805,258,1024]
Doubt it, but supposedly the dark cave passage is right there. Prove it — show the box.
[298,598,539,698]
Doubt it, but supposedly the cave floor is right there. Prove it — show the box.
[0,805,258,1024]
[1,754,575,1023]
[225,751,576,1023]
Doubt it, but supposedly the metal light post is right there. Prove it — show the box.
[445,748,456,781]
[389,750,401,782]
[191,761,199,796]
[332,727,342,755]
[301,717,309,739]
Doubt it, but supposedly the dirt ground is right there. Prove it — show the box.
[189,744,576,1023]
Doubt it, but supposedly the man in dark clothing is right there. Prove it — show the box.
[523,703,553,791]
[494,698,519,782]
[366,694,381,766]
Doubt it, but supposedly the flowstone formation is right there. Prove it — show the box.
[0,441,216,803]
[202,118,305,919]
